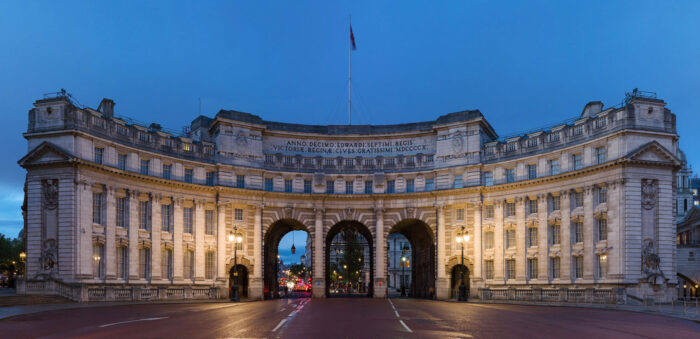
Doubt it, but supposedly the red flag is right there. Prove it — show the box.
[350,24,357,50]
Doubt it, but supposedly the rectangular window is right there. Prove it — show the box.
[484,171,493,186]
[573,124,584,136]
[139,248,150,279]
[117,154,127,170]
[387,180,395,194]
[595,117,607,129]
[161,204,172,232]
[506,259,516,280]
[265,154,274,164]
[205,252,215,279]
[93,193,103,224]
[236,175,245,188]
[549,132,560,142]
[550,224,561,245]
[597,254,607,279]
[235,208,243,221]
[304,158,315,167]
[138,132,150,143]
[506,168,515,183]
[572,154,582,170]
[304,180,312,193]
[573,222,583,243]
[528,258,538,279]
[284,179,293,192]
[384,158,395,166]
[528,164,537,180]
[116,246,127,280]
[344,158,354,167]
[206,172,215,186]
[528,199,538,214]
[116,197,127,228]
[162,249,173,280]
[596,147,606,164]
[484,231,494,249]
[424,154,434,163]
[455,208,464,221]
[526,138,538,148]
[205,210,215,235]
[574,191,583,208]
[139,201,149,230]
[345,181,354,194]
[183,207,193,234]
[598,186,607,204]
[405,157,415,166]
[285,156,295,166]
[324,158,335,167]
[574,256,583,279]
[550,159,560,175]
[425,178,435,191]
[484,260,494,280]
[93,243,104,278]
[140,159,150,175]
[162,164,172,180]
[364,180,373,194]
[528,228,538,247]
[183,143,192,152]
[265,178,274,191]
[597,218,607,241]
[505,202,515,217]
[551,196,560,211]
[505,142,516,152]
[485,205,494,219]
[406,179,415,193]
[550,257,561,279]
[184,250,194,280]
[326,181,335,194]
[94,147,104,164]
[116,124,129,136]
[184,169,193,183]
[506,229,516,248]
[453,175,463,189]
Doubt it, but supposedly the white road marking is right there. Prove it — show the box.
[388,299,400,317]
[394,310,400,318]
[272,298,310,334]
[271,319,287,332]
[399,320,413,333]
[98,317,168,328]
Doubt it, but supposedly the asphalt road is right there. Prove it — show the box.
[1,297,698,338]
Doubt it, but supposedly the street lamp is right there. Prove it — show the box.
[19,252,26,277]
[455,228,470,301]
[229,227,243,302]
[400,244,408,297]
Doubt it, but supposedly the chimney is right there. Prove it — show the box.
[98,98,115,117]
[581,101,603,118]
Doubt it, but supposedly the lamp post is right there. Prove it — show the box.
[400,244,408,297]
[455,228,470,301]
[19,252,26,277]
[229,227,243,302]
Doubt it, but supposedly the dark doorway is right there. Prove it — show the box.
[325,221,373,297]
[263,219,309,299]
[450,264,469,299]
[388,219,435,299]
[229,264,249,298]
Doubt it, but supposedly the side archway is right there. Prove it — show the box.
[226,256,253,299]
[263,219,310,299]
[388,219,435,299]
[446,256,473,299]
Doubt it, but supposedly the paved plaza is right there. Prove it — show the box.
[1,298,698,338]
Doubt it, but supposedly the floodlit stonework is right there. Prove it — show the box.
[18,90,681,303]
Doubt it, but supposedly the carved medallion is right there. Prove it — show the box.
[641,180,657,210]
[43,179,58,210]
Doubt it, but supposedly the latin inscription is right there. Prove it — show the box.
[264,136,435,156]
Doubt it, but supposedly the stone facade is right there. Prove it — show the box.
[18,90,681,302]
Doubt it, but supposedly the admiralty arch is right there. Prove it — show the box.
[18,90,680,303]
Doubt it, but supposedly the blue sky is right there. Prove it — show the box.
[1,1,699,238]
[279,231,308,265]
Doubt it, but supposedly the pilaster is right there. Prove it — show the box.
[128,192,139,280]
[515,197,527,281]
[312,206,326,298]
[583,185,595,280]
[105,186,116,280]
[373,201,387,298]
[494,200,505,282]
[173,198,183,281]
[560,190,572,281]
[194,200,205,281]
[216,202,227,280]
[150,195,162,280]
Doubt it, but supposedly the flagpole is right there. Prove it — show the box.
[348,15,352,125]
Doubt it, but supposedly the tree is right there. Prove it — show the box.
[0,234,23,276]
[341,228,364,285]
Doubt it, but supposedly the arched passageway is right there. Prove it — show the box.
[229,264,249,299]
[325,221,373,297]
[388,219,435,299]
[450,264,469,299]
[263,219,309,299]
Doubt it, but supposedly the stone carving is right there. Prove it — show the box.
[235,132,248,147]
[43,179,59,210]
[39,239,57,271]
[343,208,355,220]
[641,180,657,210]
[451,131,464,154]
[641,238,666,286]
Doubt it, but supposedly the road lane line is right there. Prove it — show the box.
[399,320,413,333]
[388,299,400,318]
[271,319,287,332]
[98,317,168,328]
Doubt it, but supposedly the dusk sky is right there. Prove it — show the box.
[1,1,699,243]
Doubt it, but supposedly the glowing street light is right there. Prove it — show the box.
[230,226,244,302]
[456,227,469,302]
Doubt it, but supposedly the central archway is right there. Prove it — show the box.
[388,219,435,299]
[325,220,374,297]
[263,219,310,299]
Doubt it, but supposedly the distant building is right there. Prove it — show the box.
[676,149,693,223]
[387,233,411,290]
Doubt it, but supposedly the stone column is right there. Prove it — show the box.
[607,180,622,280]
[537,194,548,282]
[216,202,227,280]
[494,200,505,282]
[472,201,483,289]
[516,197,527,282]
[249,205,263,300]
[583,186,595,280]
[128,192,139,280]
[560,191,572,281]
[150,196,162,281]
[436,205,448,300]
[194,200,205,281]
[374,203,387,298]
[173,198,183,281]
[105,186,116,280]
[312,207,325,298]
[79,182,94,279]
